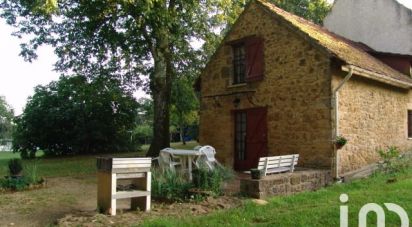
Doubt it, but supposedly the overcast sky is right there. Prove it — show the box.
[1,0,412,115]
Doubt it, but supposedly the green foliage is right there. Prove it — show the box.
[151,168,192,202]
[171,76,199,143]
[269,0,332,24]
[377,146,409,175]
[133,98,154,145]
[13,75,139,157]
[335,136,347,147]
[0,177,29,191]
[152,164,232,201]
[0,96,14,140]
[8,158,23,176]
[1,0,246,157]
[192,168,222,195]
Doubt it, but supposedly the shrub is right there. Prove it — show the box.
[8,158,23,176]
[335,136,347,147]
[377,146,409,174]
[192,165,234,195]
[25,160,41,184]
[151,168,192,202]
[0,177,29,191]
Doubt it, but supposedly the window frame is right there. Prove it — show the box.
[232,43,246,85]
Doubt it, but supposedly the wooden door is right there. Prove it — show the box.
[234,107,268,171]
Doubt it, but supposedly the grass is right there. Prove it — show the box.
[0,141,199,178]
[141,167,412,226]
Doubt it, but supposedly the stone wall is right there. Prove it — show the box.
[240,169,332,199]
[332,67,412,174]
[199,2,333,169]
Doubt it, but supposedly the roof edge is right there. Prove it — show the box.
[342,65,412,89]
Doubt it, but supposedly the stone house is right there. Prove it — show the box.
[198,0,412,178]
[324,0,412,55]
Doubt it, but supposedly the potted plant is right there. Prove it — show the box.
[335,136,348,150]
[8,158,23,178]
[250,168,263,180]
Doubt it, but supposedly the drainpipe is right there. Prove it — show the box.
[332,65,354,180]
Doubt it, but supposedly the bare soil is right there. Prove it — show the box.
[0,176,243,227]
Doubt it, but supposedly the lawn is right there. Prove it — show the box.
[0,141,199,178]
[142,168,412,226]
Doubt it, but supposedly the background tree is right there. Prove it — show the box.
[171,76,199,145]
[133,98,154,145]
[0,96,14,140]
[13,75,139,158]
[269,0,331,24]
[1,0,246,157]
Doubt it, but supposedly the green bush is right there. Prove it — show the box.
[151,165,234,201]
[8,158,23,176]
[377,146,411,175]
[151,168,192,202]
[192,165,234,195]
[0,177,29,191]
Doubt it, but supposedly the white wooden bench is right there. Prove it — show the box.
[257,154,299,176]
[97,157,152,216]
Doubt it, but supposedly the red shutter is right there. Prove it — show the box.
[246,107,268,167]
[245,37,264,82]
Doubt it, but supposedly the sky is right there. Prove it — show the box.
[1,0,412,115]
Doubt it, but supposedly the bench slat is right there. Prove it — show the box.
[113,160,152,165]
[113,190,151,199]
[258,159,298,166]
[265,167,291,174]
[258,162,297,169]
[259,154,299,162]
[113,164,151,169]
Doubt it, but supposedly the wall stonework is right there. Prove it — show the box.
[332,68,412,174]
[199,2,333,169]
[240,170,332,199]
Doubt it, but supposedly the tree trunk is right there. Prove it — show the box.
[146,34,172,157]
[179,122,186,145]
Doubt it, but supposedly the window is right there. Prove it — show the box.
[408,110,412,138]
[233,44,246,84]
[231,36,265,85]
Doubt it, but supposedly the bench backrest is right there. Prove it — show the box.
[257,154,299,173]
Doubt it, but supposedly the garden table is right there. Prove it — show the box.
[159,148,203,181]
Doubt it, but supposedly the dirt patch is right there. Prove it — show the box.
[0,175,243,226]
[57,196,242,226]
[0,176,97,227]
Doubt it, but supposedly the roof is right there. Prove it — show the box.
[257,0,412,87]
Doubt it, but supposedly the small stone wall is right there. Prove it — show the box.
[240,169,332,199]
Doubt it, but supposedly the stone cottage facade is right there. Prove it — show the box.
[198,0,412,177]
[324,0,412,55]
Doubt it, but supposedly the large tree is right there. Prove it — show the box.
[1,0,245,157]
[13,75,139,158]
